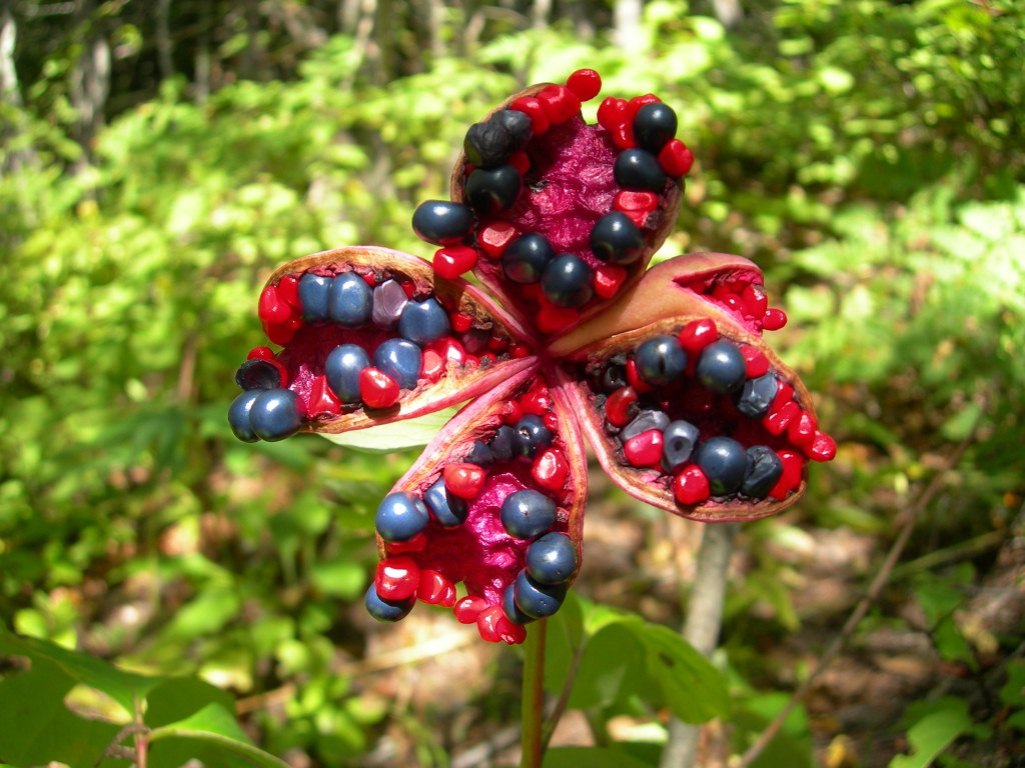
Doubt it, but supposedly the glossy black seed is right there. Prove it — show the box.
[464,120,513,168]
[661,420,700,472]
[495,109,533,147]
[424,477,468,527]
[365,584,414,622]
[298,273,331,321]
[373,338,422,389]
[412,200,475,245]
[325,343,370,403]
[398,297,451,345]
[503,583,536,625]
[694,436,748,496]
[541,253,594,308]
[742,445,783,499]
[249,388,302,442]
[634,335,687,385]
[514,571,567,619]
[465,440,494,467]
[372,279,409,328]
[614,148,667,192]
[737,373,780,418]
[328,273,373,328]
[489,425,518,462]
[515,415,554,458]
[601,361,628,392]
[525,532,577,585]
[235,359,280,391]
[620,409,670,442]
[633,102,678,153]
[375,492,429,542]
[228,391,261,442]
[696,340,747,394]
[465,165,521,214]
[500,489,556,539]
[590,212,645,265]
[502,233,555,284]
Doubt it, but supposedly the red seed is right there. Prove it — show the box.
[597,97,627,131]
[673,465,710,505]
[479,353,497,366]
[509,96,550,134]
[359,367,400,409]
[444,462,487,500]
[764,400,801,436]
[307,374,341,416]
[678,318,719,356]
[807,430,837,462]
[258,284,291,324]
[741,283,768,318]
[262,320,296,346]
[625,358,656,394]
[385,532,427,555]
[614,190,659,212]
[247,346,275,361]
[487,335,509,352]
[566,68,602,101]
[536,302,577,334]
[610,120,635,150]
[532,448,569,491]
[421,349,444,382]
[763,307,788,331]
[740,345,770,378]
[510,344,530,358]
[417,570,457,607]
[477,605,525,645]
[478,221,518,259]
[787,410,817,448]
[519,389,551,416]
[658,139,694,177]
[623,429,664,468]
[625,93,661,122]
[429,337,467,366]
[501,400,523,426]
[434,245,478,279]
[509,150,531,175]
[538,84,581,125]
[769,450,804,499]
[450,311,474,333]
[375,556,419,601]
[400,280,417,299]
[276,275,301,308]
[543,411,559,432]
[454,595,487,624]
[593,263,628,300]
[360,272,378,287]
[605,386,639,427]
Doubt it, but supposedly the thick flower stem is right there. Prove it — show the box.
[659,522,737,768]
[521,619,548,768]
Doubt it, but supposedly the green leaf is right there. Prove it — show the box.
[889,698,973,768]
[567,623,645,710]
[149,702,291,768]
[543,746,655,768]
[319,407,460,452]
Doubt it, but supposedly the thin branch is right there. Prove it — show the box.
[521,619,547,768]
[737,402,985,768]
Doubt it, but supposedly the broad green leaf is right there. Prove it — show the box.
[543,746,655,768]
[567,623,644,710]
[319,407,461,452]
[149,702,290,768]
[889,698,973,768]
[543,591,585,695]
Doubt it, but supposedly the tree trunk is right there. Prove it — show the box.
[69,0,110,168]
[613,0,643,52]
[156,0,173,80]
[713,0,742,29]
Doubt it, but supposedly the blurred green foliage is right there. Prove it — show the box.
[1,0,1024,765]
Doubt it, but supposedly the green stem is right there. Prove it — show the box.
[521,619,548,768]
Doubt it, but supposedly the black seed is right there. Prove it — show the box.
[540,253,594,308]
[489,425,518,462]
[741,446,783,499]
[661,420,700,472]
[614,148,667,192]
[466,440,494,466]
[694,437,748,496]
[515,415,553,458]
[495,109,533,147]
[464,120,514,168]
[502,233,555,284]
[696,340,747,394]
[465,165,521,214]
[737,373,779,418]
[633,102,678,153]
[235,359,281,391]
[590,212,645,265]
[601,361,627,392]
[412,200,475,245]
[621,409,670,442]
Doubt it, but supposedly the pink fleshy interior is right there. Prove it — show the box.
[675,268,768,334]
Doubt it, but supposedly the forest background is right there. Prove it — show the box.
[1,0,1023,766]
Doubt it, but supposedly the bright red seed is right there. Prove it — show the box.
[478,221,518,259]
[542,411,559,432]
[509,96,550,135]
[741,283,768,318]
[807,430,837,462]
[593,263,628,300]
[771,381,795,411]
[385,531,427,555]
[258,284,291,324]
[433,245,478,279]
[359,367,400,409]
[625,93,661,122]
[625,358,656,394]
[532,448,569,491]
[764,400,801,436]
[597,97,627,131]
[658,139,694,177]
[450,311,474,333]
[566,68,602,101]
[614,190,659,212]
[487,335,509,352]
[375,556,420,600]
[417,570,457,607]
[740,345,770,378]
[509,150,531,175]
[276,275,301,308]
[624,429,664,468]
[477,605,525,645]
[247,346,275,361]
[429,337,467,366]
[787,410,818,448]
[673,465,710,505]
[605,386,639,427]
[421,349,444,382]
[769,450,804,499]
[519,389,552,416]
[610,120,635,151]
[501,399,523,426]
[262,320,296,346]
[678,318,719,356]
[400,280,417,299]
[453,595,487,624]
[536,302,577,334]
[510,344,530,358]
[444,462,487,500]
[307,374,341,416]
[538,84,581,125]
[763,307,788,331]
[361,272,377,286]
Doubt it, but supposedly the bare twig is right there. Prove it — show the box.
[737,404,984,768]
